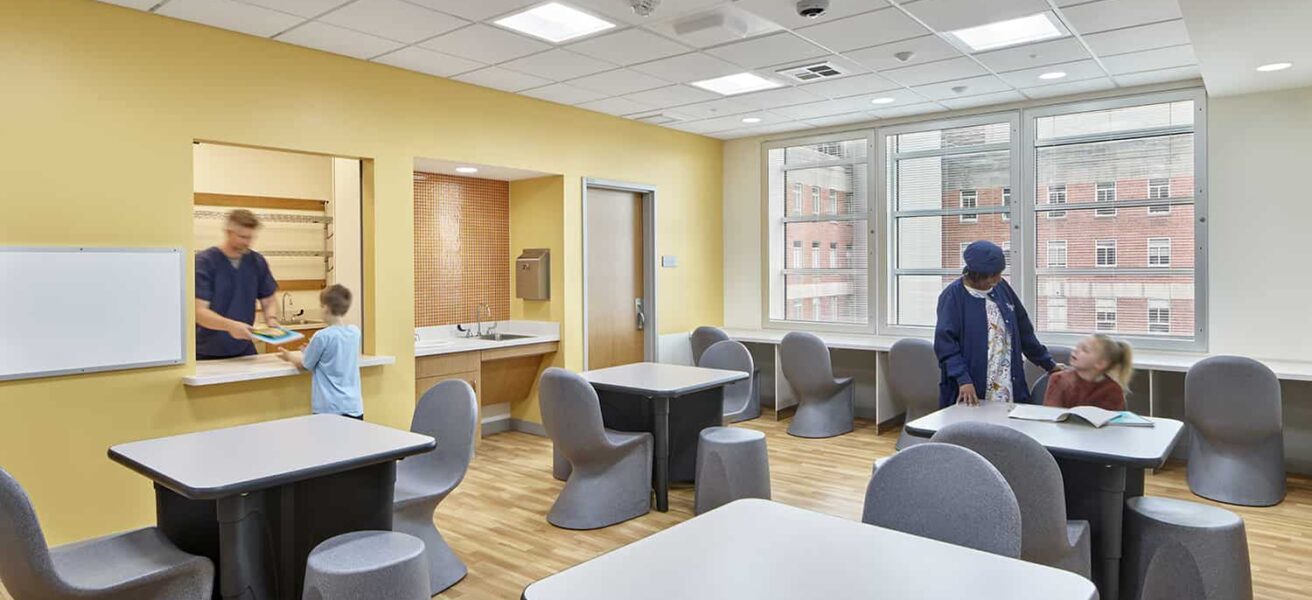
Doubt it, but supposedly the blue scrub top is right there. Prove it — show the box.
[195,246,277,359]
[933,278,1056,408]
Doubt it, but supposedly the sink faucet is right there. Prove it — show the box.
[280,293,292,322]
[476,303,494,336]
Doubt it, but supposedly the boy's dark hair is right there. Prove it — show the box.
[320,284,352,317]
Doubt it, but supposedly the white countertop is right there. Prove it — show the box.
[183,353,394,386]
[415,320,560,357]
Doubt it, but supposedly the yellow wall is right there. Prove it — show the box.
[0,0,722,545]
[509,176,567,423]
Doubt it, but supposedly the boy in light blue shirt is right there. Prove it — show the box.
[279,285,364,419]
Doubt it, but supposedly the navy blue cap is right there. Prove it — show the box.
[963,240,1006,273]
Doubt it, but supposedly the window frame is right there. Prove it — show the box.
[1148,237,1171,267]
[1047,239,1067,268]
[1048,297,1068,331]
[1096,298,1117,332]
[1095,181,1117,217]
[1046,184,1067,219]
[1096,239,1118,267]
[1148,299,1171,334]
[959,189,979,223]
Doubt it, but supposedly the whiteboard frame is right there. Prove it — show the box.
[0,246,187,381]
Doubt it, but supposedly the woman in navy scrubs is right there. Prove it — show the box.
[935,240,1062,407]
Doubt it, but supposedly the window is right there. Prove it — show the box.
[1047,184,1066,218]
[1148,300,1170,334]
[960,189,978,223]
[1096,240,1117,266]
[1002,241,1011,265]
[1096,299,1117,331]
[1148,238,1171,267]
[767,135,870,326]
[1047,240,1067,268]
[1148,178,1171,214]
[1096,182,1117,216]
[792,182,802,215]
[1047,298,1067,331]
[1002,187,1011,222]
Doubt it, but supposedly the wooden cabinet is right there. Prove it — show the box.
[414,342,558,442]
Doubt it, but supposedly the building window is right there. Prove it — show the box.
[1148,238,1171,267]
[829,242,838,267]
[1148,300,1171,334]
[812,186,820,215]
[792,182,802,215]
[1047,240,1067,268]
[1001,241,1011,266]
[1047,184,1067,218]
[1096,182,1117,217]
[1001,187,1011,222]
[791,240,801,266]
[1096,299,1117,332]
[811,241,820,266]
[1048,298,1068,331]
[1096,240,1117,267]
[829,189,838,214]
[1148,178,1171,214]
[960,189,978,223]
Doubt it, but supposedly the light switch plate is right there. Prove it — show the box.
[661,255,678,267]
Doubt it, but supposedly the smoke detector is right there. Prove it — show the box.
[776,60,851,83]
[630,0,660,17]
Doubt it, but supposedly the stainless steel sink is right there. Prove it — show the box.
[281,318,323,326]
[478,333,534,342]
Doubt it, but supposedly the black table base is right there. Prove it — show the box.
[1057,458,1145,600]
[155,462,395,600]
[597,388,724,511]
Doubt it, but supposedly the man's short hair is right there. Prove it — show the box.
[320,284,352,317]
[226,209,260,229]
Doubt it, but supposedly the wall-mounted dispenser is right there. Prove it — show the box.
[516,248,550,300]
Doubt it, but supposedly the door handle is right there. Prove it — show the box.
[635,298,645,331]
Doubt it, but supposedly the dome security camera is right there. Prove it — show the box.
[797,0,829,19]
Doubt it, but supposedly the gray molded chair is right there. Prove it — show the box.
[888,338,939,450]
[539,367,653,530]
[929,422,1092,577]
[1140,540,1208,600]
[394,379,477,596]
[694,427,771,514]
[689,326,731,366]
[1185,356,1285,506]
[1024,345,1072,389]
[780,331,855,438]
[0,468,213,600]
[1031,372,1051,405]
[1123,496,1252,600]
[302,530,429,600]
[700,340,755,424]
[861,443,1022,558]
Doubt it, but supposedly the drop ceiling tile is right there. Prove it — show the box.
[795,7,929,52]
[844,35,964,72]
[158,0,305,37]
[839,86,929,107]
[520,83,609,105]
[1053,0,1092,5]
[705,32,828,69]
[1112,65,1200,87]
[454,66,553,92]
[882,56,988,87]
[568,68,670,95]
[622,84,720,108]
[797,72,900,99]
[975,37,1091,73]
[717,122,811,139]
[569,0,726,26]
[1082,20,1190,57]
[501,49,615,81]
[1060,0,1183,35]
[734,0,892,31]
[900,0,1051,32]
[420,24,549,64]
[912,74,1013,100]
[871,101,948,119]
[731,86,826,110]
[1100,44,1196,75]
[631,52,743,83]
[577,96,655,116]
[403,0,538,21]
[374,46,484,77]
[567,28,692,66]
[938,90,1026,110]
[803,112,876,129]
[773,95,881,120]
[671,119,733,134]
[277,21,404,58]
[98,0,167,9]
[242,0,354,19]
[997,59,1106,87]
[318,0,466,44]
[688,112,793,134]
[1021,77,1117,99]
[675,97,757,120]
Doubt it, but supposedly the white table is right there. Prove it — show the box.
[110,415,435,600]
[905,403,1184,600]
[581,363,748,512]
[522,499,1098,600]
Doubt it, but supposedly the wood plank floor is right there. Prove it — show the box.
[4,416,1310,599]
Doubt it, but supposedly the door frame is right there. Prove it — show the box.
[581,177,658,371]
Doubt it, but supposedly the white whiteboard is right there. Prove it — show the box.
[0,247,185,381]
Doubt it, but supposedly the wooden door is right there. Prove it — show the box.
[586,188,645,370]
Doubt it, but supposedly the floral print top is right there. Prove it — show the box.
[967,286,1014,403]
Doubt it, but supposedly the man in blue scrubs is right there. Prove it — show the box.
[195,209,279,360]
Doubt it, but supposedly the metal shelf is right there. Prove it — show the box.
[194,209,332,225]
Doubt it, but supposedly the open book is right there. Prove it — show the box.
[1008,404,1154,428]
[251,326,304,346]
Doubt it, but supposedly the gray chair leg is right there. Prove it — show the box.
[788,383,855,438]
[393,499,466,596]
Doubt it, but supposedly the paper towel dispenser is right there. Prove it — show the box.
[516,249,550,300]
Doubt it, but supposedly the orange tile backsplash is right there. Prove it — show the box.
[414,172,510,327]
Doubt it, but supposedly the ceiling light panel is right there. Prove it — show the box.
[944,12,1069,53]
[689,72,783,96]
[495,2,616,43]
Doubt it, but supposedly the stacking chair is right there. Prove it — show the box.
[539,368,653,529]
[303,530,430,600]
[1185,356,1285,506]
[689,326,731,366]
[699,340,755,424]
[1025,345,1072,389]
[0,468,213,600]
[888,338,940,449]
[1124,496,1253,600]
[780,332,854,438]
[393,379,477,595]
[1030,373,1051,405]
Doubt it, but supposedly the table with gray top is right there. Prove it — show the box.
[522,498,1098,600]
[581,362,749,512]
[109,414,435,600]
[906,402,1185,600]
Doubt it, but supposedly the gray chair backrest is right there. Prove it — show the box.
[1031,373,1051,404]
[699,340,754,414]
[539,368,613,461]
[409,379,478,492]
[888,338,938,422]
[780,332,837,395]
[1186,356,1281,440]
[863,443,1022,558]
[1025,345,1072,388]
[690,326,731,366]
[0,468,63,599]
[930,422,1068,564]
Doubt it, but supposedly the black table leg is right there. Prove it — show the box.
[1058,458,1129,600]
[1097,464,1127,600]
[654,396,670,512]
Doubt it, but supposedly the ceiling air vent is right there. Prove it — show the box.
[776,61,850,83]
[634,113,680,125]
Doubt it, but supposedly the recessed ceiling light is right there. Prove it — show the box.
[495,2,615,43]
[741,116,762,123]
[1256,62,1293,72]
[946,13,1066,52]
[455,167,479,174]
[1038,71,1067,80]
[870,97,896,105]
[690,72,782,96]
